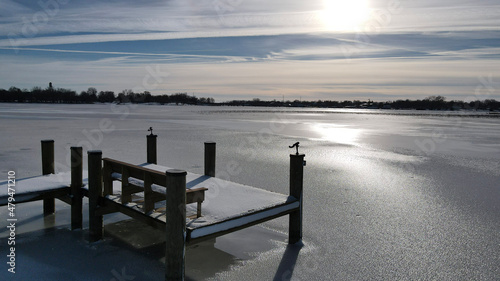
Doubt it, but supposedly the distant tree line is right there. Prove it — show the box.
[0,86,215,105]
[1,87,499,111]
[224,96,500,111]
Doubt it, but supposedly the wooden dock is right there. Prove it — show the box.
[95,161,301,244]
[0,134,305,281]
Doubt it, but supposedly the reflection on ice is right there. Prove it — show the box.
[312,123,362,145]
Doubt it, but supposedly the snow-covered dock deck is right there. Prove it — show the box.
[0,173,74,206]
[100,163,301,244]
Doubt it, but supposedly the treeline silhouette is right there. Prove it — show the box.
[1,86,499,111]
[0,86,215,105]
[225,96,500,111]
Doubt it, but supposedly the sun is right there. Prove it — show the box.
[320,0,371,32]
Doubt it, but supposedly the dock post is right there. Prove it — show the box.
[41,139,55,216]
[147,133,157,164]
[88,150,103,242]
[289,153,305,244]
[71,146,83,230]
[165,169,187,281]
[204,141,216,177]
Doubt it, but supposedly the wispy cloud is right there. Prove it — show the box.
[2,1,498,46]
[0,26,321,47]
[0,46,251,62]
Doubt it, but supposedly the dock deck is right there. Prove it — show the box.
[0,173,74,206]
[103,163,300,243]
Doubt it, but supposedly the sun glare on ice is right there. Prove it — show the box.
[313,124,362,145]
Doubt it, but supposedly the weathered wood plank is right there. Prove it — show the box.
[103,158,166,185]
[143,172,154,213]
[121,167,131,204]
[99,195,165,229]
[187,200,300,245]
[57,194,72,205]
[0,187,70,206]
[103,160,113,196]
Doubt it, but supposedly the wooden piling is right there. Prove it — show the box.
[71,146,83,230]
[147,134,157,164]
[41,140,55,215]
[204,142,216,177]
[165,169,187,281]
[88,150,103,242]
[289,153,305,244]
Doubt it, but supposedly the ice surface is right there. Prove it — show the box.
[0,103,499,280]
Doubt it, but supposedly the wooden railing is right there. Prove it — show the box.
[102,158,208,217]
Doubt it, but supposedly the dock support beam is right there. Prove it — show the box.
[88,150,103,242]
[103,160,112,196]
[41,140,55,216]
[71,146,83,230]
[204,142,216,177]
[147,134,157,164]
[289,153,305,244]
[165,169,187,281]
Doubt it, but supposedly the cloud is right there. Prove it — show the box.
[2,0,498,47]
[8,30,500,62]
[1,1,500,101]
[0,0,34,15]
[3,47,497,102]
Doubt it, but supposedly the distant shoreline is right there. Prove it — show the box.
[1,102,499,119]
[200,108,500,118]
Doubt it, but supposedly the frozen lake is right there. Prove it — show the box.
[1,103,499,280]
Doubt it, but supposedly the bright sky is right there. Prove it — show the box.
[0,0,499,102]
